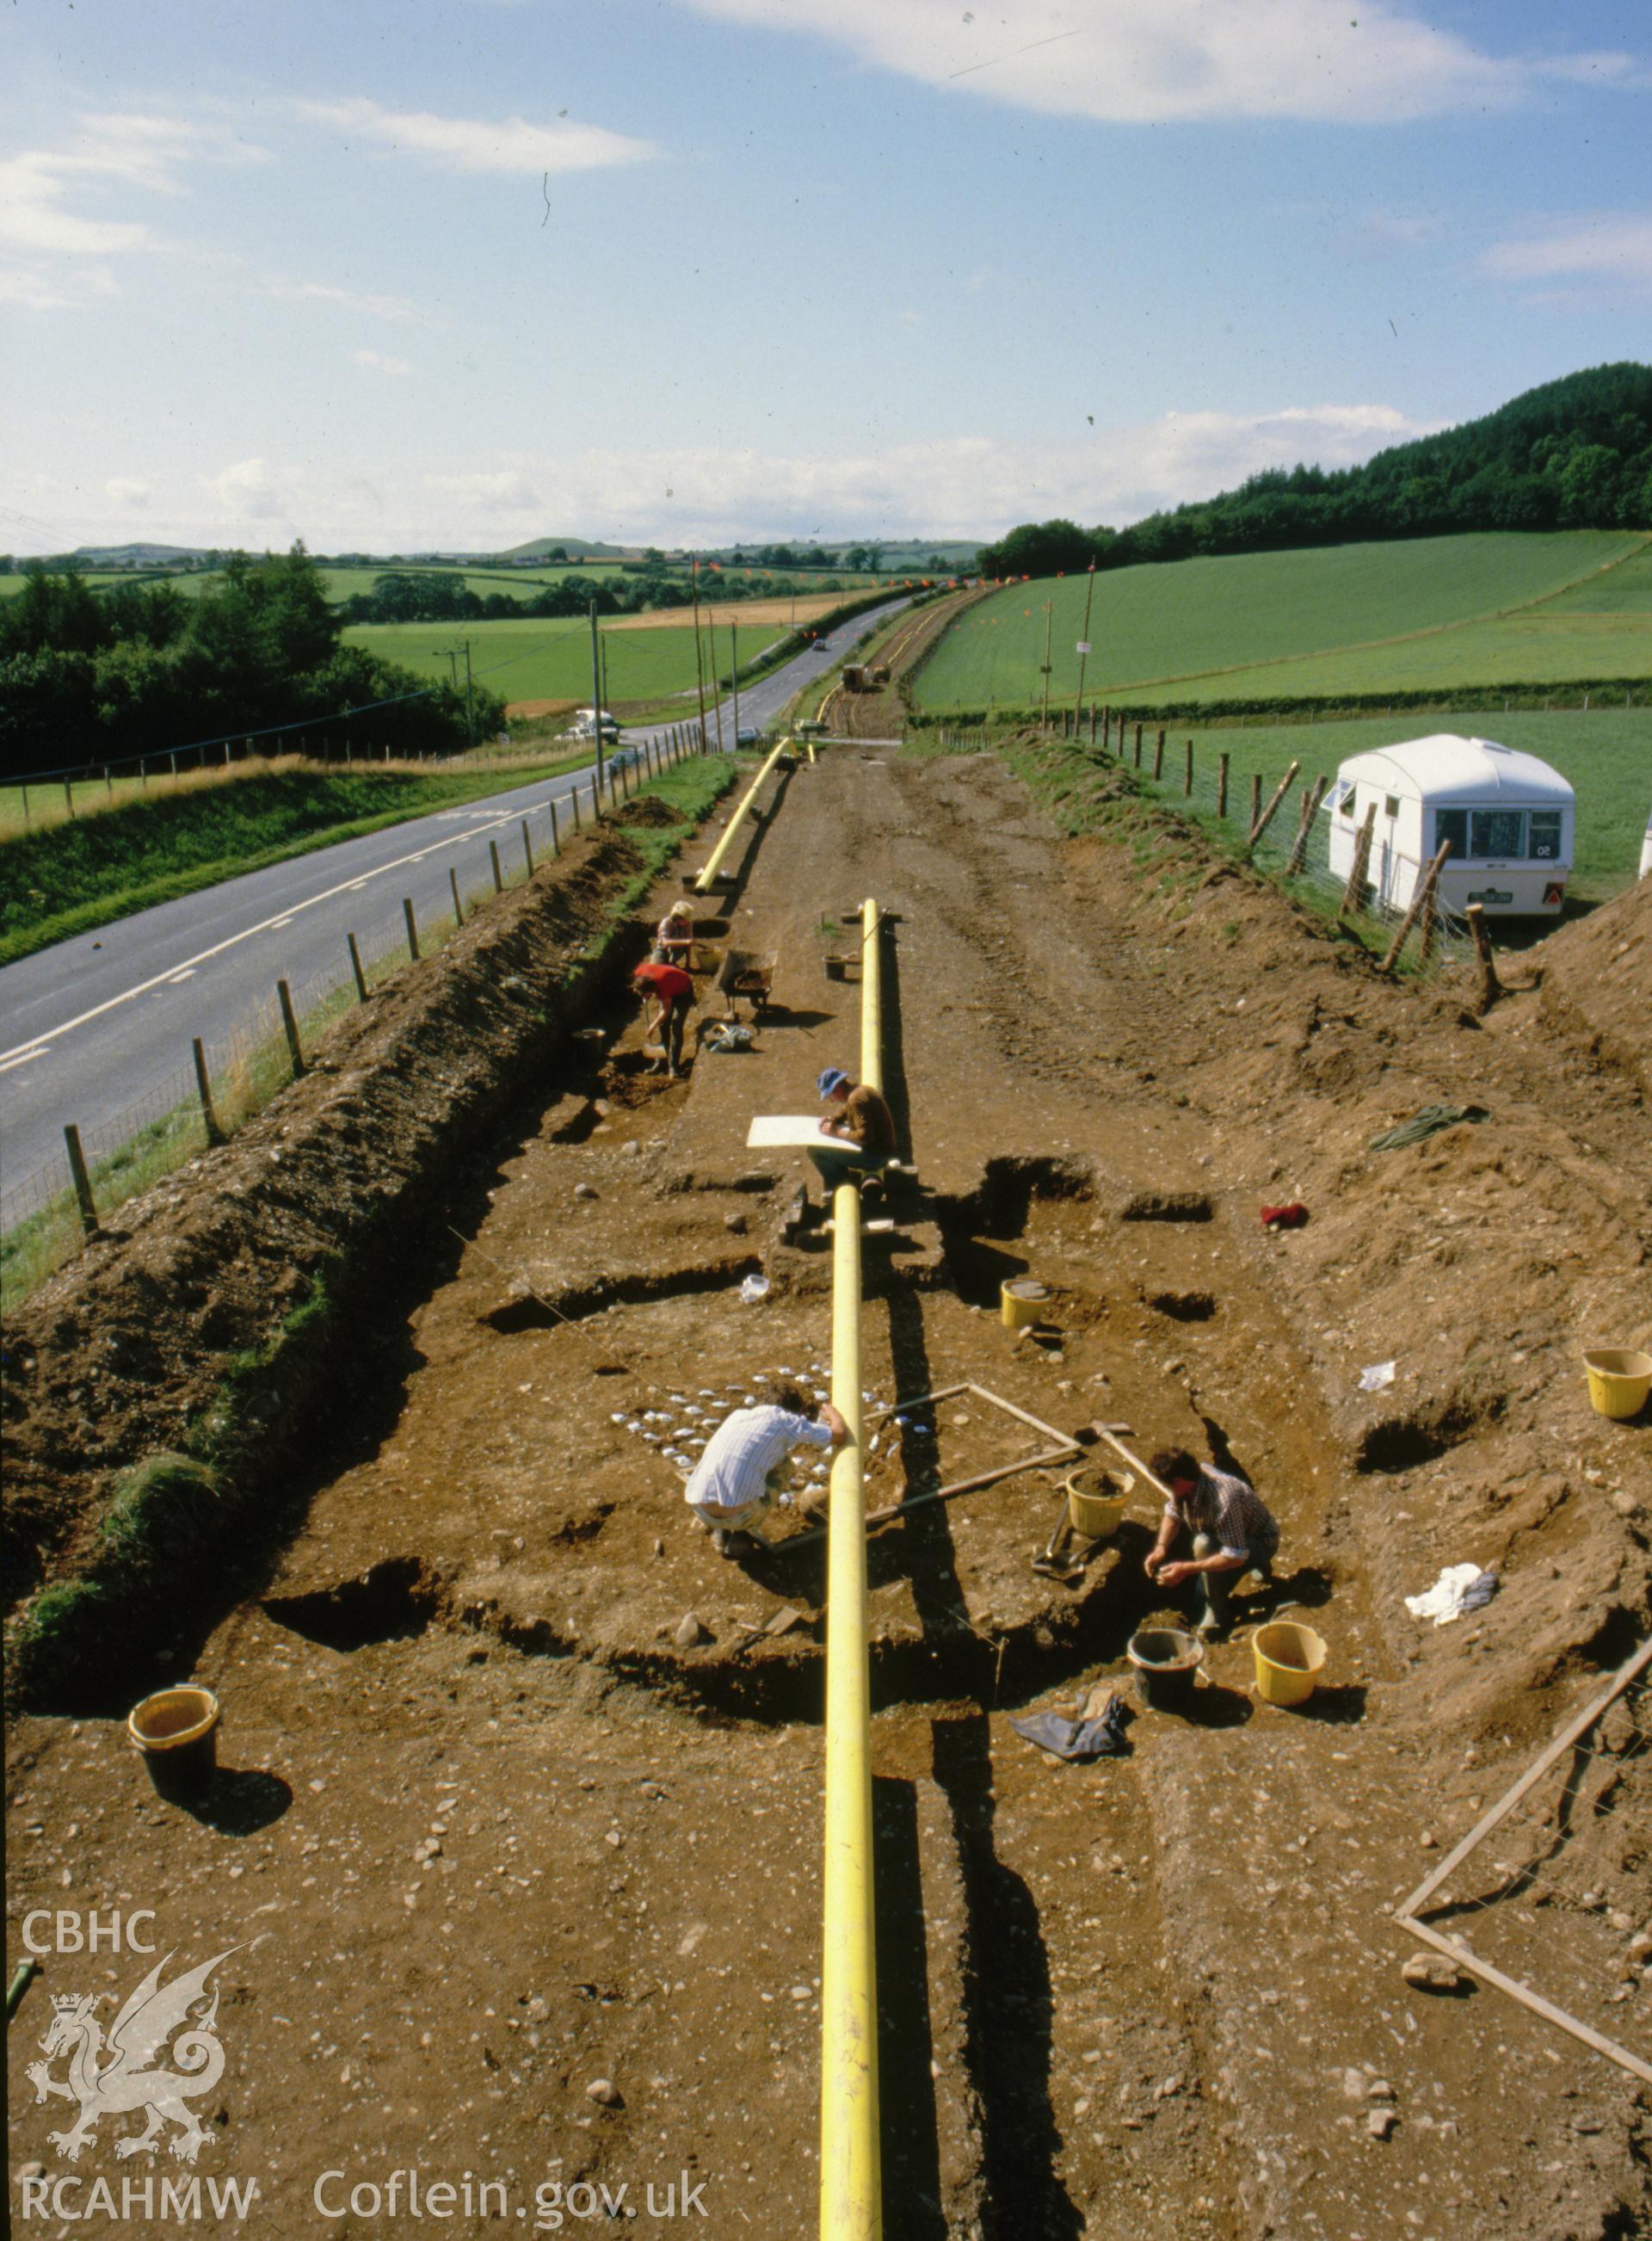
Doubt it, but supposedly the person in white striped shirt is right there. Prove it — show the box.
[683,1385,848,1558]
[1143,1447,1280,1639]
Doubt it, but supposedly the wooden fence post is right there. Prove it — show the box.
[1286,775,1329,876]
[1183,739,1193,796]
[450,867,464,925]
[490,840,503,893]
[1382,841,1452,972]
[1339,801,1378,919]
[403,897,420,960]
[1249,773,1262,833]
[1134,723,1143,769]
[192,1038,225,1145]
[64,779,75,819]
[348,933,368,1002]
[571,787,582,833]
[1419,872,1440,962]
[521,818,534,874]
[548,799,560,856]
[1248,759,1302,854]
[1217,753,1230,818]
[64,1124,99,1238]
[277,979,305,1077]
[1152,728,1164,781]
[1464,902,1502,1010]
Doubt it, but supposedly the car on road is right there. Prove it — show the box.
[567,707,620,743]
[737,726,762,748]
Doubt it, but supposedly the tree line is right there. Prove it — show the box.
[977,362,1652,580]
[0,546,504,779]
[337,559,854,627]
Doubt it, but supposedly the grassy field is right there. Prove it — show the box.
[343,617,788,710]
[914,531,1650,710]
[1105,707,1649,900]
[0,755,594,965]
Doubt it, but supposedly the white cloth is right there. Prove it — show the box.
[1404,1564,1497,1626]
[682,1405,831,1516]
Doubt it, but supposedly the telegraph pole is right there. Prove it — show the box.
[589,599,606,795]
[1039,602,1054,730]
[730,618,740,746]
[462,639,476,749]
[690,558,708,749]
[1073,560,1096,730]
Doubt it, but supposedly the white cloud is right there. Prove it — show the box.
[15,403,1437,554]
[676,0,1538,122]
[0,262,120,309]
[0,112,267,267]
[105,477,154,509]
[205,457,298,526]
[266,277,422,322]
[352,348,413,377]
[1483,213,1652,287]
[296,96,656,176]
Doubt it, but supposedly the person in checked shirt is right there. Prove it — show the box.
[1143,1447,1281,1639]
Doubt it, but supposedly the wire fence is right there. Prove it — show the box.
[936,711,1477,974]
[0,727,715,1307]
[1399,1644,1651,2080]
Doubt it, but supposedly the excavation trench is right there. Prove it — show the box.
[12,743,1645,2241]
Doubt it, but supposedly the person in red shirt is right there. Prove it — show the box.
[632,953,694,1077]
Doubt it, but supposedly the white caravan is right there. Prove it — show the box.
[1324,734,1575,917]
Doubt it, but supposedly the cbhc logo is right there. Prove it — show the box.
[21,1911,157,1954]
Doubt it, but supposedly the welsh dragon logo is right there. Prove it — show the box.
[27,1948,240,2164]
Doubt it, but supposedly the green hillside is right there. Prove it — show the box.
[914,531,1650,712]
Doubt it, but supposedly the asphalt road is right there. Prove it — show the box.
[0,599,909,1220]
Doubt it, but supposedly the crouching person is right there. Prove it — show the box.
[1143,1447,1280,1639]
[684,1384,848,1558]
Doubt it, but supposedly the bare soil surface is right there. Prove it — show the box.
[7,744,1650,2238]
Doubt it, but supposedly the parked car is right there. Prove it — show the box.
[568,707,620,742]
[737,726,762,747]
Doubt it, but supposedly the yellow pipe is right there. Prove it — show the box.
[693,736,792,895]
[859,898,883,1096]
[818,895,884,2240]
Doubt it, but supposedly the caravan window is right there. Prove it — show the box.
[1529,811,1563,861]
[1434,807,1469,860]
[1470,808,1525,859]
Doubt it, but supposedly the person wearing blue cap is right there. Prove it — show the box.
[812,1066,897,1177]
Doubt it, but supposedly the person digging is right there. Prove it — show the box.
[683,1386,849,1558]
[1142,1447,1280,1640]
[632,951,695,1077]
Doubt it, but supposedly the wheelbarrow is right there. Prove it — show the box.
[715,948,777,1022]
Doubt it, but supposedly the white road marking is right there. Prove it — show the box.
[0,789,576,1065]
[0,1048,46,1072]
[166,968,197,984]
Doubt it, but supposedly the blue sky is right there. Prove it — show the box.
[2,0,1647,553]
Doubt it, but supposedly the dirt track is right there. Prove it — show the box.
[6,741,1650,2238]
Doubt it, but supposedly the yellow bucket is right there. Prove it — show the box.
[1582,1348,1652,1421]
[1063,1466,1131,1540]
[1001,1278,1049,1330]
[1252,1621,1326,1708]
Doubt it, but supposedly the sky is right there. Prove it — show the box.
[1,0,1648,555]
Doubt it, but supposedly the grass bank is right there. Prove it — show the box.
[0,754,592,965]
